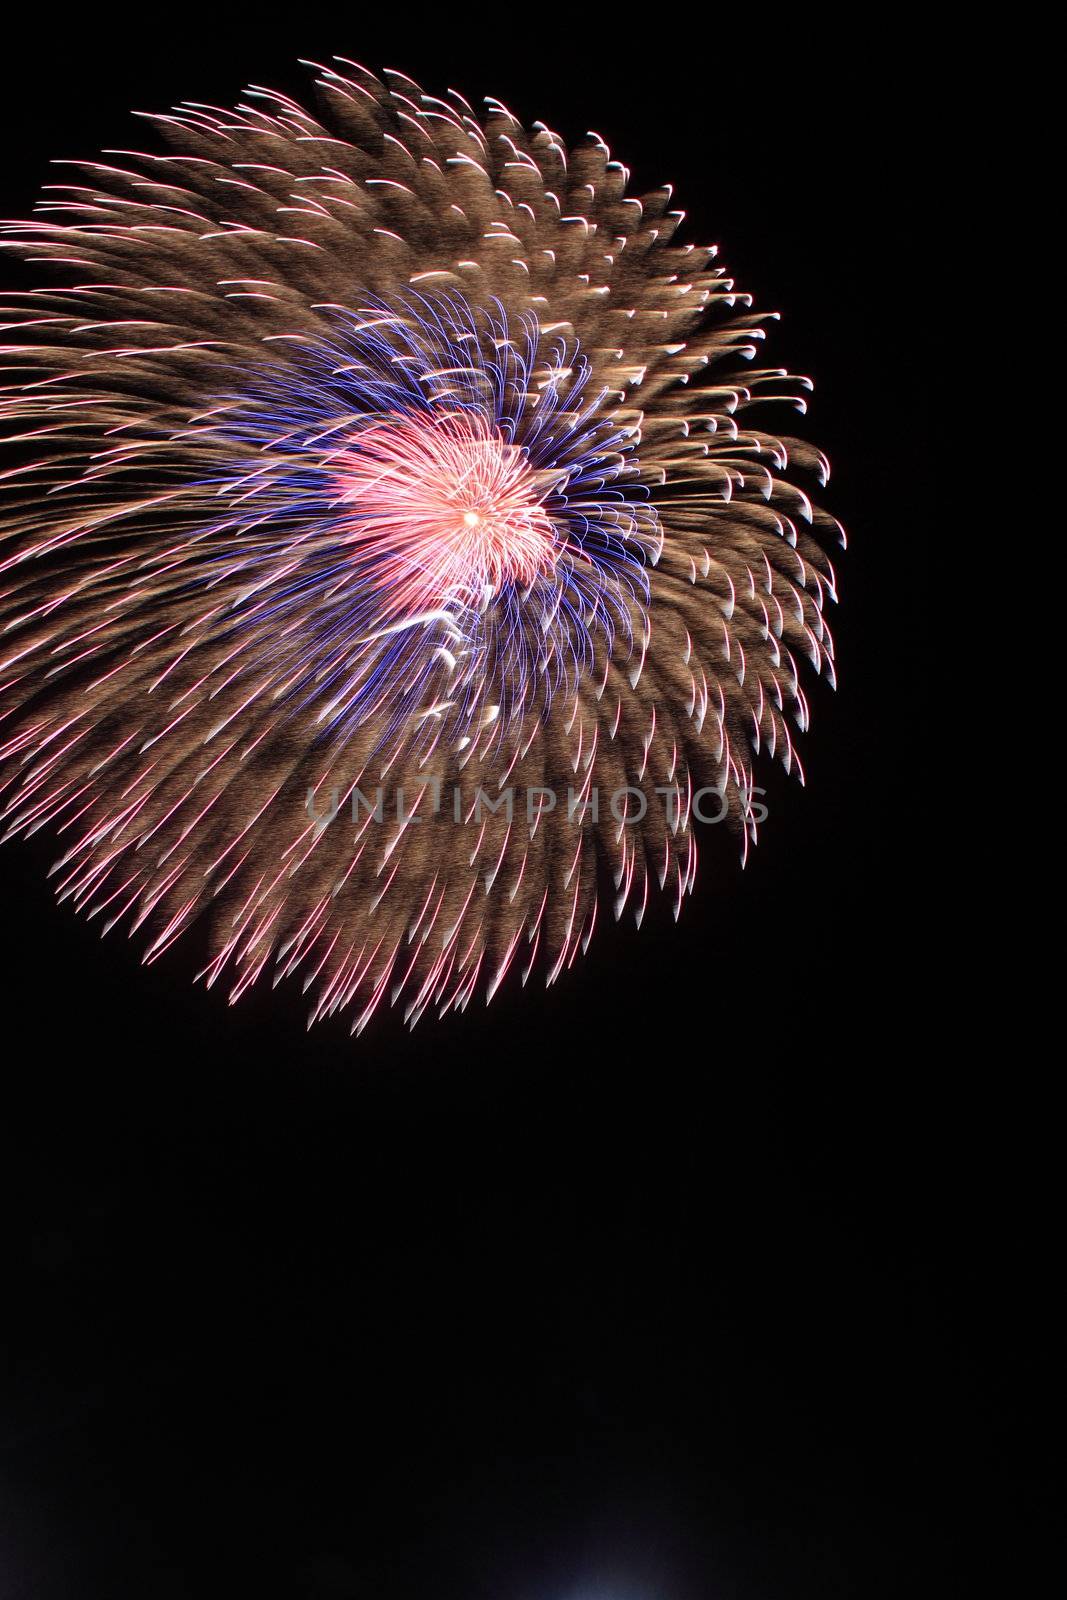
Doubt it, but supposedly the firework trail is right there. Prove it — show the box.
[0,61,841,1031]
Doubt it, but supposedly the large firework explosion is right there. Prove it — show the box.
[0,61,841,1031]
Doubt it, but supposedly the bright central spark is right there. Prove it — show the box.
[335,409,558,615]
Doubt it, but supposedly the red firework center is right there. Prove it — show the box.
[333,410,559,616]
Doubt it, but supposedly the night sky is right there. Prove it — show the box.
[0,17,1045,1600]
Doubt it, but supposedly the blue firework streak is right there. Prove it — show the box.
[0,62,839,1029]
[194,290,659,756]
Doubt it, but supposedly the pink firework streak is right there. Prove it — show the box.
[335,411,558,617]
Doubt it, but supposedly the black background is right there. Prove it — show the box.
[0,16,1043,1600]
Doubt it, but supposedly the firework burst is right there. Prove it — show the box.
[0,61,841,1030]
